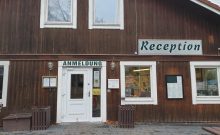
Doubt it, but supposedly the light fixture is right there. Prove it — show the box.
[48,62,54,71]
[110,61,116,70]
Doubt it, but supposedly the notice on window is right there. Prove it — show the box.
[93,71,100,88]
[166,75,183,99]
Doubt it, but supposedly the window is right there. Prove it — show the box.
[89,0,124,29]
[40,0,77,28]
[120,61,157,105]
[190,61,220,104]
[0,61,9,107]
[71,74,83,99]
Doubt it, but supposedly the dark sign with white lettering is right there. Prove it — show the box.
[138,39,202,55]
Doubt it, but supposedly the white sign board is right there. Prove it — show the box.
[108,79,119,89]
[166,75,183,99]
[138,39,202,55]
[42,76,57,88]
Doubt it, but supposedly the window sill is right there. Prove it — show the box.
[194,96,220,104]
[40,23,77,29]
[121,97,157,105]
[89,25,124,30]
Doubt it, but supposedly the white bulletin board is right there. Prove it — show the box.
[42,76,57,88]
[108,79,119,89]
[166,75,183,99]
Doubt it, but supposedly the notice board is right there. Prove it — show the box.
[166,75,183,99]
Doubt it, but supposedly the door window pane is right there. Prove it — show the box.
[196,68,219,96]
[125,66,151,97]
[92,68,101,117]
[48,0,72,22]
[0,67,3,99]
[71,74,83,99]
[94,0,118,25]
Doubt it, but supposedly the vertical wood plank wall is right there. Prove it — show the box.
[0,0,219,54]
[107,61,220,123]
[0,61,57,126]
[1,60,220,125]
[0,0,220,124]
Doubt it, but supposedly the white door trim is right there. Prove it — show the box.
[57,61,107,123]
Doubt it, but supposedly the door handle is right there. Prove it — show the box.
[88,91,90,97]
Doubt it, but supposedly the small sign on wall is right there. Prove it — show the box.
[166,75,184,99]
[42,76,57,88]
[108,79,119,89]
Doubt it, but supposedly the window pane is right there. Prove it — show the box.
[0,67,4,99]
[48,0,72,22]
[196,68,219,96]
[70,74,83,99]
[92,68,101,117]
[125,66,151,97]
[94,0,118,24]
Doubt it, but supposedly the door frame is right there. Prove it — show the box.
[57,61,107,123]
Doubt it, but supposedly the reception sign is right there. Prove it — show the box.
[138,39,202,55]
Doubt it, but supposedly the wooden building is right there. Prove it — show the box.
[0,0,220,125]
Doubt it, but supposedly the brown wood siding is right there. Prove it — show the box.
[134,61,220,122]
[0,0,219,54]
[0,58,220,124]
[0,0,220,124]
[107,61,120,121]
[156,61,192,122]
[0,61,57,126]
[105,60,220,122]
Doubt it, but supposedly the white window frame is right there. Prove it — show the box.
[190,61,220,104]
[0,61,9,107]
[120,61,157,105]
[40,0,77,29]
[88,0,124,30]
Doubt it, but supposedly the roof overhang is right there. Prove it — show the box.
[190,0,220,15]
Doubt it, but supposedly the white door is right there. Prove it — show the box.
[62,68,92,122]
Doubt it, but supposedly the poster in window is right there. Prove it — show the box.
[93,70,100,88]
[166,75,183,99]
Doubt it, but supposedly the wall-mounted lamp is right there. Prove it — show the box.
[110,61,116,70]
[48,62,54,71]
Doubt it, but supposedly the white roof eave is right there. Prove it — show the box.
[190,0,220,15]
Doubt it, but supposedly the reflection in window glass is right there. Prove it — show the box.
[196,68,219,96]
[94,0,118,25]
[48,0,72,22]
[92,68,101,117]
[71,74,84,99]
[125,66,151,97]
[0,67,3,99]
